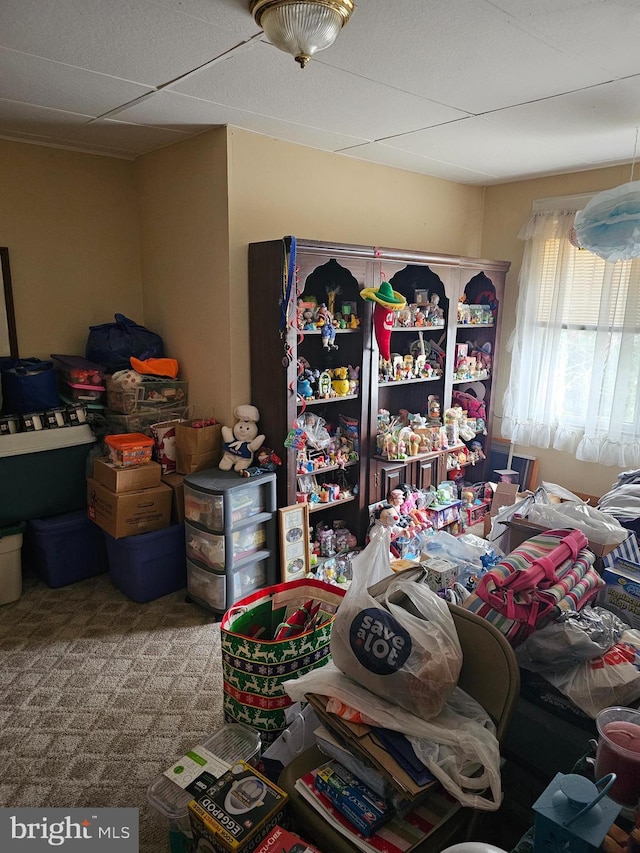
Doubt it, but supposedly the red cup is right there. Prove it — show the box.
[595,706,640,808]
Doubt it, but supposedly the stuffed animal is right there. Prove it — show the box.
[219,404,266,472]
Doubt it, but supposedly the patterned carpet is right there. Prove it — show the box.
[0,570,224,852]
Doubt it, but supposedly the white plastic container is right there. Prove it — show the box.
[0,523,25,605]
[147,723,261,853]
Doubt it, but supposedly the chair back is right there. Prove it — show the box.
[448,602,520,743]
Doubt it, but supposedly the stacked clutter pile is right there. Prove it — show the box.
[278,522,504,851]
[86,432,185,603]
[0,356,100,605]
[462,523,640,721]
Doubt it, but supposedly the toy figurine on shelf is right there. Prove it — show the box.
[317,303,338,350]
[241,447,282,478]
[427,293,445,325]
[427,394,442,425]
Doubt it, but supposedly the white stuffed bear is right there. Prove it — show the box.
[219,404,266,473]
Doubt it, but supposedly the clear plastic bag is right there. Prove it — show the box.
[543,629,640,717]
[515,606,628,673]
[527,502,629,546]
[330,528,462,720]
[284,662,502,811]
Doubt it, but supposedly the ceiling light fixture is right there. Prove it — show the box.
[250,0,354,68]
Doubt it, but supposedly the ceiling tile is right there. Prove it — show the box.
[0,48,154,116]
[0,0,257,86]
[116,90,370,152]
[170,42,469,141]
[338,140,498,184]
[318,0,619,113]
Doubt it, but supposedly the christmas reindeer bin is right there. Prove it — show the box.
[220,578,345,746]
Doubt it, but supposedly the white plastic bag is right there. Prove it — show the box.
[330,528,462,719]
[283,662,502,811]
[543,629,640,717]
[527,502,629,546]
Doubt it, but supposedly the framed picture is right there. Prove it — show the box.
[0,248,18,358]
[279,503,310,583]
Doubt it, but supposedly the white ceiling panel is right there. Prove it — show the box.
[314,0,612,113]
[0,48,154,117]
[0,0,256,85]
[116,90,370,152]
[170,41,470,140]
[1,0,639,183]
[340,140,499,184]
[489,0,640,78]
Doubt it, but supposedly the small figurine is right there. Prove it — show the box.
[317,303,338,350]
[241,447,282,477]
[427,292,444,324]
[219,404,266,473]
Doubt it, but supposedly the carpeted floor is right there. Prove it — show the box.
[0,570,224,853]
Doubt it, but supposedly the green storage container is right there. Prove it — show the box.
[0,425,95,525]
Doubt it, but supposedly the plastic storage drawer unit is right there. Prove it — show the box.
[104,523,186,602]
[147,723,260,853]
[183,469,277,614]
[24,510,108,587]
[184,481,263,530]
[186,558,268,613]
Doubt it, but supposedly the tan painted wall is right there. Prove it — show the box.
[0,140,142,358]
[226,127,486,423]
[482,164,633,498]
[134,129,231,420]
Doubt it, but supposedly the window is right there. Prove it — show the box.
[502,205,640,468]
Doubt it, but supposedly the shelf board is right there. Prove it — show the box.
[308,495,356,513]
[300,394,359,406]
[452,375,490,384]
[456,323,495,329]
[297,460,358,477]
[390,324,445,331]
[378,376,442,387]
[299,328,360,335]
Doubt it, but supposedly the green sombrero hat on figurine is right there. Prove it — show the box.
[360,280,406,309]
[360,281,407,361]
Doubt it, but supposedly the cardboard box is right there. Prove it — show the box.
[598,559,640,629]
[421,556,459,591]
[162,471,185,523]
[93,457,162,493]
[504,517,620,560]
[483,482,520,538]
[187,762,287,853]
[86,478,172,538]
[253,826,321,853]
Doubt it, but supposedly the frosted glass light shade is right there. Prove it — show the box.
[251,0,354,67]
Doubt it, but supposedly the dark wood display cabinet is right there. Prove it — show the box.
[248,238,510,542]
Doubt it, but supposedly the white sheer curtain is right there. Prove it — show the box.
[502,207,640,468]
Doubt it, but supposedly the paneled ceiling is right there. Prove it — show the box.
[2,0,640,185]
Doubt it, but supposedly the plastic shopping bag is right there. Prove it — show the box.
[543,629,640,717]
[330,526,462,719]
[284,662,502,811]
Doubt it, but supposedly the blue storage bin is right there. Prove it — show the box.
[104,523,186,603]
[24,510,108,588]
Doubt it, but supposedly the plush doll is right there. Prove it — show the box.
[219,404,265,473]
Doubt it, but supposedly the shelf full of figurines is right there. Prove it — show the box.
[376,396,468,461]
[287,411,360,511]
[392,291,445,329]
[296,296,361,336]
[378,334,444,385]
[453,341,492,383]
[297,357,360,403]
[457,302,495,327]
